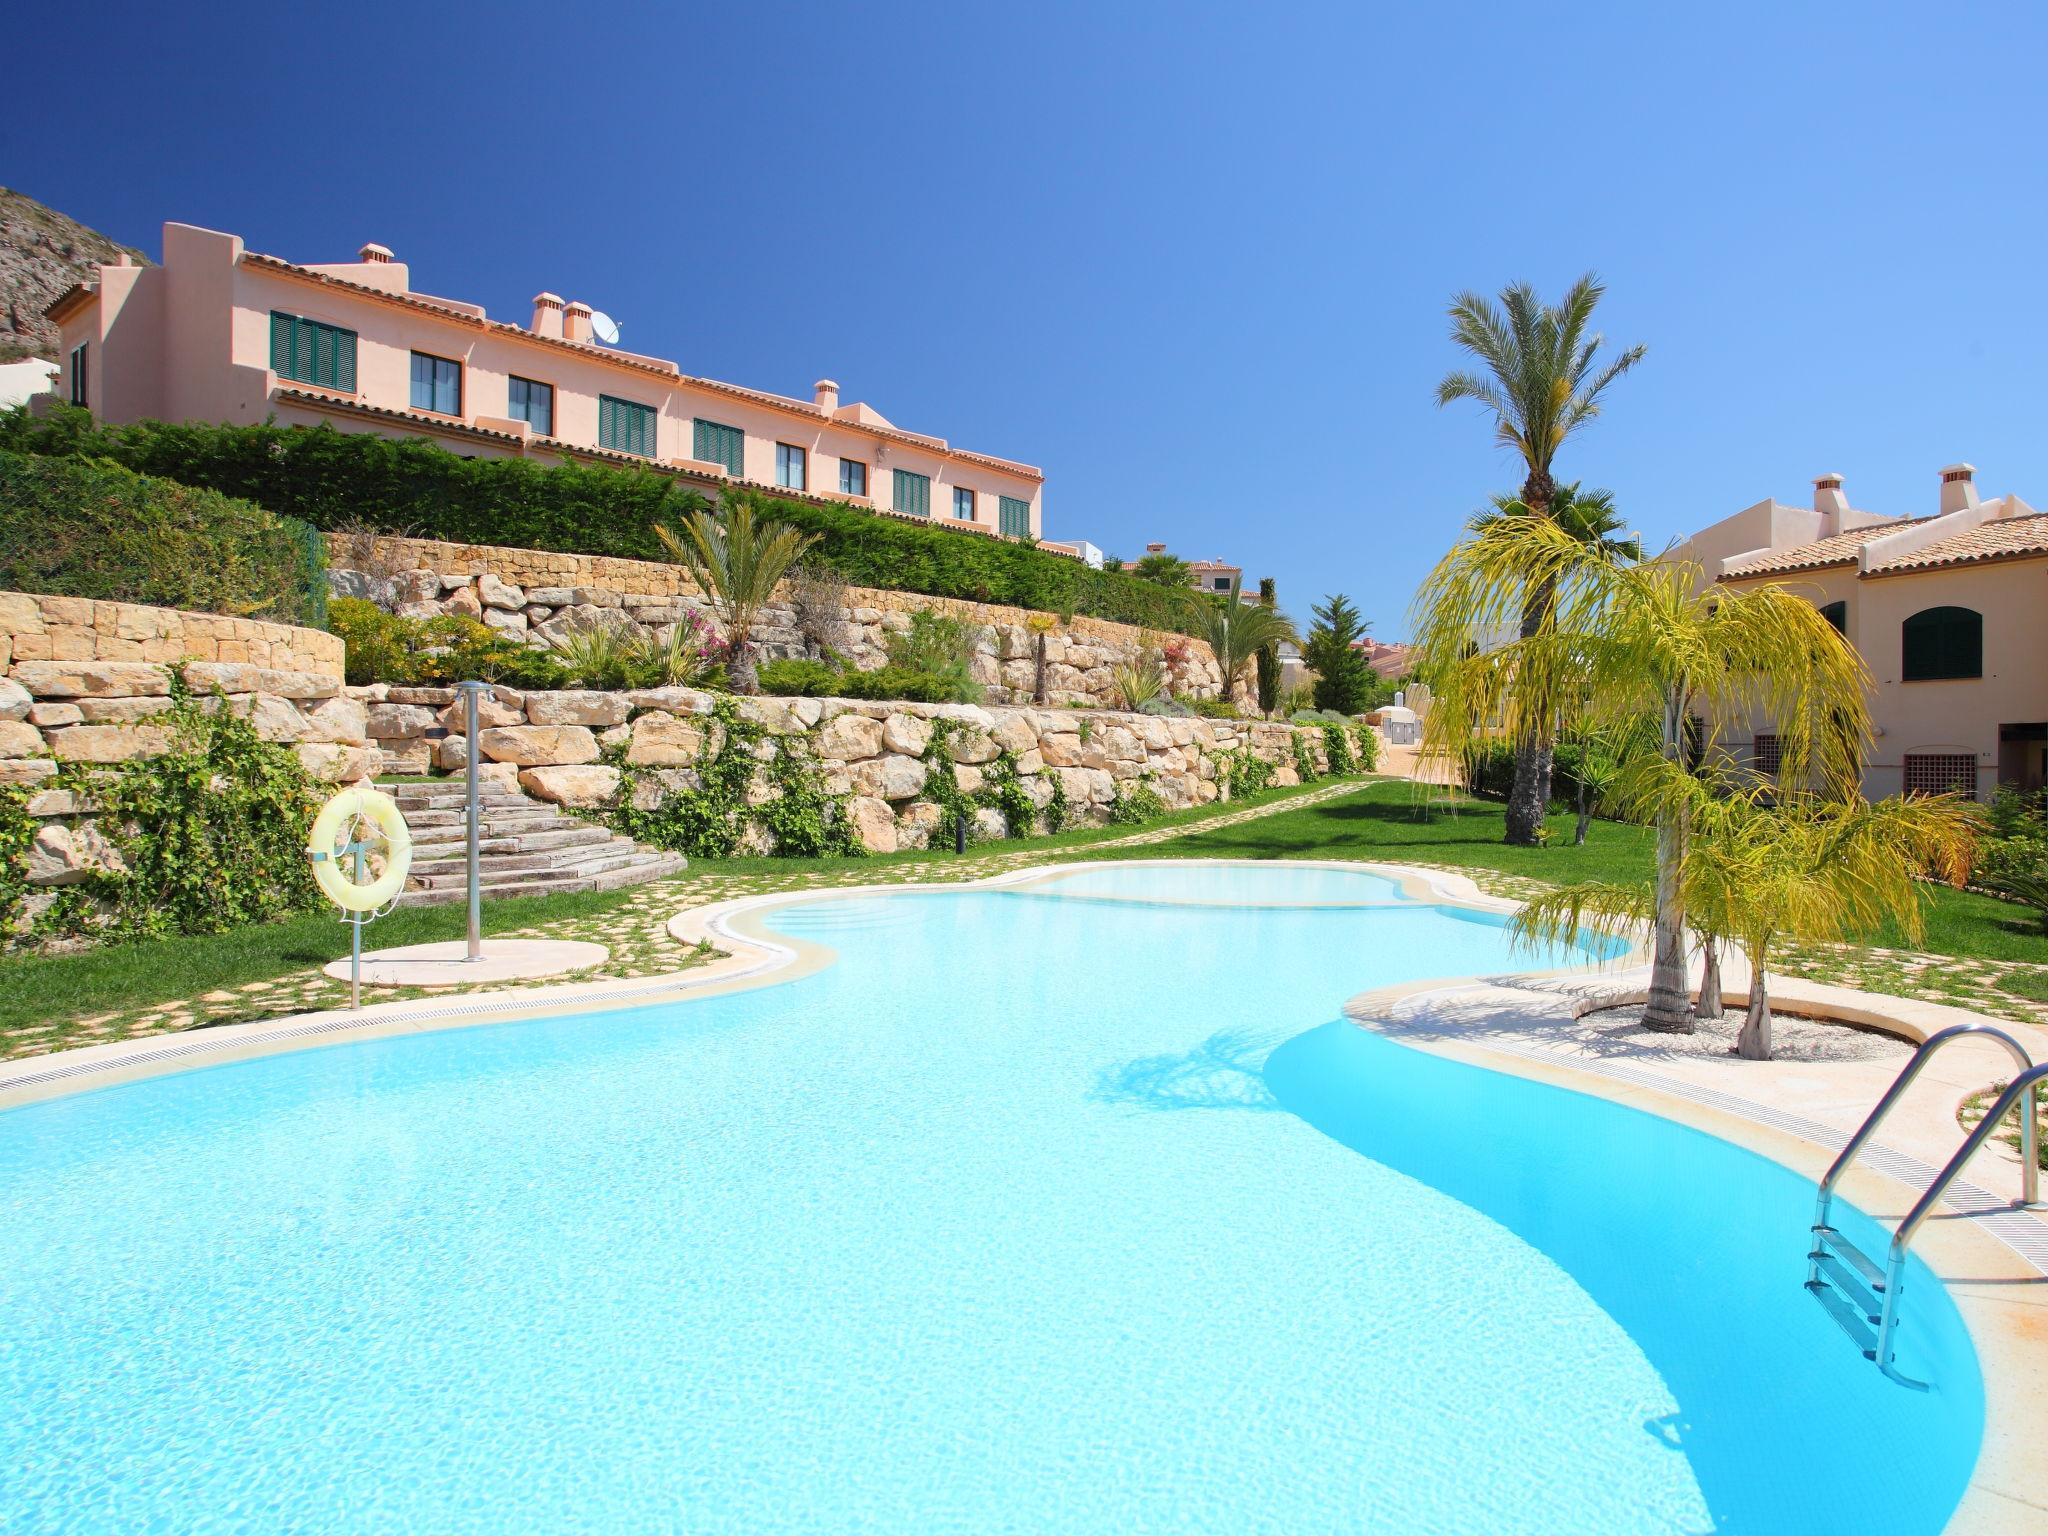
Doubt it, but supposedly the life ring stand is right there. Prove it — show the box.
[308,786,414,912]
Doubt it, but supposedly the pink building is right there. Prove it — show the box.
[46,222,1045,540]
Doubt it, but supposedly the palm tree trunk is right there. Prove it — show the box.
[1694,933,1722,1019]
[1502,475,1558,846]
[1642,684,1695,1033]
[1736,960,1773,1061]
[1032,632,1048,706]
[1574,766,1590,845]
[728,637,760,695]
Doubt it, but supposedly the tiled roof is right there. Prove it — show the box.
[245,253,1042,481]
[1864,511,2048,576]
[1719,521,1921,577]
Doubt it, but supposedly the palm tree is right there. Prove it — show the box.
[1200,581,1298,710]
[654,495,817,693]
[1413,517,1870,1031]
[1469,483,1641,562]
[1436,279,1645,844]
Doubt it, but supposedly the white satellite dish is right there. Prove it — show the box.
[588,310,621,345]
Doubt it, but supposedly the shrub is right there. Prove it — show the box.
[0,448,325,626]
[1111,651,1165,711]
[757,658,842,696]
[1107,774,1168,825]
[884,609,982,703]
[1353,721,1381,774]
[1138,697,1194,717]
[329,598,565,688]
[0,408,1213,637]
[1192,697,1240,719]
[833,666,962,704]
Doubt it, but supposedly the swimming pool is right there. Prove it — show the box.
[0,863,1982,1533]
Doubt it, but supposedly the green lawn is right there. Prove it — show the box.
[1145,780,2048,968]
[0,777,1348,1038]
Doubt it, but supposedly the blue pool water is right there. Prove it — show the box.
[0,866,1982,1533]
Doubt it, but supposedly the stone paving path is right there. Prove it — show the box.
[5,780,1371,1062]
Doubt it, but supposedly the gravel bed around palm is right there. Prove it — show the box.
[1576,1004,1917,1063]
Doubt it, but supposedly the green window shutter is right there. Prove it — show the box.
[999,496,1030,537]
[334,328,357,392]
[893,469,930,516]
[269,312,358,390]
[600,396,657,458]
[270,312,291,373]
[693,420,743,476]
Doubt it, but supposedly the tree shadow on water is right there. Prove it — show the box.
[1090,1027,1288,1112]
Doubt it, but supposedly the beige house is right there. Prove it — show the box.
[1670,465,2047,801]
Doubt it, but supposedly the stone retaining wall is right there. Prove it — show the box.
[327,533,1235,708]
[355,681,1352,853]
[0,590,344,674]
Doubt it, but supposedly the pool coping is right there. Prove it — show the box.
[2,856,2043,1530]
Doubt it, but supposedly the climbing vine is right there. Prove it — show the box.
[1321,722,1356,776]
[1042,769,1071,835]
[0,783,35,940]
[606,695,861,858]
[1215,747,1276,800]
[1352,721,1381,774]
[1292,730,1321,784]
[920,719,1038,845]
[1107,772,1168,825]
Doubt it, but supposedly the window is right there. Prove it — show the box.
[1902,606,1982,681]
[1753,733,1782,776]
[776,443,807,491]
[1903,753,1977,798]
[269,311,357,391]
[998,495,1030,537]
[507,376,554,435]
[693,419,744,476]
[1819,600,1846,634]
[893,469,931,516]
[840,459,868,498]
[599,395,658,458]
[68,343,87,408]
[409,352,462,416]
[953,487,975,521]
[1212,575,1232,591]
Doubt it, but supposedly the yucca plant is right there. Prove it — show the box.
[1111,650,1165,711]
[655,497,817,693]
[622,615,724,688]
[549,621,634,690]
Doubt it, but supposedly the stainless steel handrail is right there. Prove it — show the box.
[1873,1060,2048,1384]
[1810,1023,2038,1257]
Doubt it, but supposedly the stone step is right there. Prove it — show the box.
[410,848,654,891]
[393,852,685,908]
[408,842,645,885]
[411,824,615,857]
[403,809,574,834]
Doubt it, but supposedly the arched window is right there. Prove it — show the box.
[1902,606,1982,681]
[1819,600,1846,634]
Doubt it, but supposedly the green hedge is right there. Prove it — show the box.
[0,448,326,627]
[0,406,1211,636]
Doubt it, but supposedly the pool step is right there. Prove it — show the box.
[1804,1275,1879,1359]
[1805,1225,1889,1358]
[382,781,684,906]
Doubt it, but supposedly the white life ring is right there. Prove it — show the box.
[307,786,413,912]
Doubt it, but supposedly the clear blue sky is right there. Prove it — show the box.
[10,2,2047,639]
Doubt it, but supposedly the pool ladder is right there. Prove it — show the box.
[1806,1023,2046,1389]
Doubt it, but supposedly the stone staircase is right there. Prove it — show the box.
[386,782,684,907]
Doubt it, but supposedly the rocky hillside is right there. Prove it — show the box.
[0,188,150,364]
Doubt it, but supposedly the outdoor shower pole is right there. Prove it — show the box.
[456,680,492,962]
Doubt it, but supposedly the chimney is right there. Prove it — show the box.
[1145,542,1167,555]
[358,242,394,264]
[1938,463,1978,517]
[563,301,593,343]
[1812,472,1849,534]
[531,292,565,339]
[814,378,839,415]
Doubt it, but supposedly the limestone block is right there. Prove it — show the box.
[624,686,716,716]
[881,712,932,756]
[0,758,57,785]
[182,662,339,700]
[519,764,621,808]
[482,608,529,639]
[233,693,308,742]
[0,677,29,722]
[76,696,178,723]
[366,703,439,740]
[295,744,373,781]
[953,763,984,795]
[973,807,1008,841]
[46,724,172,762]
[0,592,46,635]
[443,585,484,620]
[28,824,95,887]
[525,587,576,607]
[945,726,999,765]
[526,690,632,727]
[597,723,632,750]
[477,725,600,767]
[26,788,91,816]
[437,694,524,732]
[0,720,45,758]
[301,695,369,744]
[432,734,470,772]
[847,796,898,853]
[1014,747,1045,775]
[27,702,83,728]
[570,586,621,608]
[625,712,707,767]
[990,713,1038,755]
[377,739,433,776]
[478,573,525,611]
[12,660,172,698]
[817,713,884,760]
[854,753,927,801]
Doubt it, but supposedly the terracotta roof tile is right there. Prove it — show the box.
[1719,521,1921,578]
[1864,511,2048,575]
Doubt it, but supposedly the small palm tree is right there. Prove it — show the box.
[1469,483,1641,562]
[655,497,817,693]
[1199,582,1297,710]
[1437,279,1645,844]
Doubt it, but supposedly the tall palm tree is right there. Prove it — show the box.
[1436,278,1645,844]
[655,495,817,693]
[1200,582,1298,710]
[1413,517,1870,1031]
[1469,483,1641,562]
